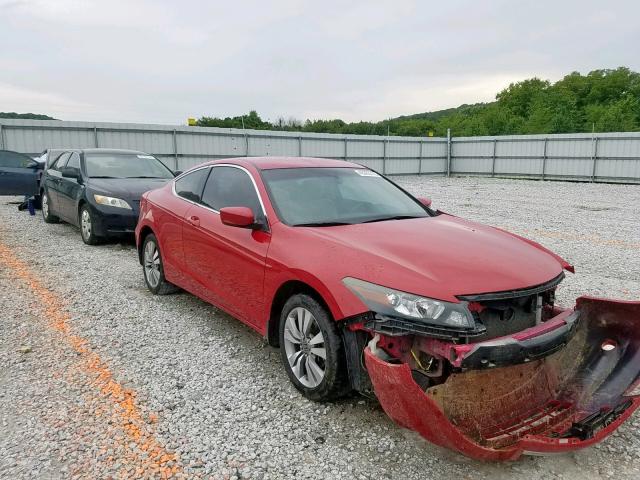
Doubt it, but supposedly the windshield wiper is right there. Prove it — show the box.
[126,176,168,179]
[361,215,425,223]
[89,176,122,179]
[293,221,353,227]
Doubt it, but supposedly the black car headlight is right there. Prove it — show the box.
[343,277,475,329]
[93,194,132,210]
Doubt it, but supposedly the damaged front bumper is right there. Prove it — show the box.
[364,297,640,461]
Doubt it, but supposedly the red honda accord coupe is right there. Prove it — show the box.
[135,156,640,461]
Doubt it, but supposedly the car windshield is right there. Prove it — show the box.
[84,153,174,179]
[261,167,429,226]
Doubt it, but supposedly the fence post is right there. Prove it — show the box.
[446,129,451,177]
[382,138,387,174]
[0,124,4,149]
[244,131,250,157]
[591,136,599,182]
[298,134,302,156]
[541,137,548,180]
[418,140,423,175]
[491,138,497,177]
[172,129,179,170]
[94,127,99,147]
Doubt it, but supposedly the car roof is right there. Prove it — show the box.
[203,156,365,170]
[77,148,149,155]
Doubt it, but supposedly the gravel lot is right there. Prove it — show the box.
[1,176,639,479]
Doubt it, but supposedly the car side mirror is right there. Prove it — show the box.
[418,197,432,208]
[61,166,81,181]
[173,170,183,177]
[220,206,258,229]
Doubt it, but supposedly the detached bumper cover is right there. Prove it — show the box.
[365,297,640,461]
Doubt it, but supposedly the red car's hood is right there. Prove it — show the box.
[301,214,564,301]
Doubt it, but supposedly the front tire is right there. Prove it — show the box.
[142,233,179,295]
[41,192,59,224]
[79,205,101,245]
[279,294,350,401]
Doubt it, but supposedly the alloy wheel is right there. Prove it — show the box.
[42,194,49,218]
[144,240,161,288]
[81,209,92,241]
[283,307,327,388]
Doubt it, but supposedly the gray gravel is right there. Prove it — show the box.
[0,176,639,479]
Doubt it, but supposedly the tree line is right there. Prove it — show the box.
[195,67,640,137]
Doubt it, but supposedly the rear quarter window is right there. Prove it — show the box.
[175,168,210,203]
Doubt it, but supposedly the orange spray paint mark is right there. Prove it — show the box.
[0,242,182,478]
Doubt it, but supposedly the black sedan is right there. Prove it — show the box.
[41,148,176,244]
[0,149,44,198]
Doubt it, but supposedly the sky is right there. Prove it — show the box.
[1,0,639,125]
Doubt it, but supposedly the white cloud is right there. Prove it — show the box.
[0,82,94,118]
[0,0,638,123]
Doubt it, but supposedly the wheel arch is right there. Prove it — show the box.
[137,225,155,265]
[267,279,337,347]
[77,198,87,219]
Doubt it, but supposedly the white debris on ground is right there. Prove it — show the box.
[0,176,639,479]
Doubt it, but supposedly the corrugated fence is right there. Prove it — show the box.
[1,119,639,183]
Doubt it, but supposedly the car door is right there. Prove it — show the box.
[182,165,271,325]
[163,166,212,288]
[0,150,39,196]
[44,152,70,219]
[57,151,84,223]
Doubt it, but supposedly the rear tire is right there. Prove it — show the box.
[41,192,59,224]
[79,205,101,245]
[279,294,351,401]
[142,233,179,295]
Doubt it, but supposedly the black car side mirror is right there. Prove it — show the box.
[61,166,81,181]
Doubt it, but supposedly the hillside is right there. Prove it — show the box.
[196,67,640,137]
[0,112,57,120]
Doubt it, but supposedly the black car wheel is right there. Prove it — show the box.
[142,233,179,295]
[41,191,59,224]
[279,294,351,402]
[79,205,101,245]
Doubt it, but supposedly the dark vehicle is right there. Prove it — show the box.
[0,149,44,197]
[35,148,67,171]
[41,148,175,244]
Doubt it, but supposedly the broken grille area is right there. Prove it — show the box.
[480,401,575,449]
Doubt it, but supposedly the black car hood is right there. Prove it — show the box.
[87,178,171,200]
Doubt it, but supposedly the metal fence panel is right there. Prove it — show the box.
[495,157,543,176]
[347,139,385,158]
[2,119,640,183]
[303,138,346,158]
[452,157,492,174]
[386,159,421,174]
[177,131,244,157]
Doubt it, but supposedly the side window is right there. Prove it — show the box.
[0,150,34,168]
[66,152,81,170]
[201,166,262,215]
[175,168,210,203]
[47,151,64,169]
[51,152,71,171]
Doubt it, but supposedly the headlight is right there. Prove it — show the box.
[343,277,475,329]
[93,194,132,210]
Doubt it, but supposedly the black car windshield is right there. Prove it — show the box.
[261,167,429,226]
[84,153,174,179]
